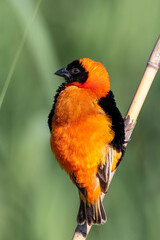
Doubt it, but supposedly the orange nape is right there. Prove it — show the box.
[79,58,110,97]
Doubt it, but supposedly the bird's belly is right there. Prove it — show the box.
[51,114,114,174]
[51,114,114,203]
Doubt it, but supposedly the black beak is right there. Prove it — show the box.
[55,67,71,79]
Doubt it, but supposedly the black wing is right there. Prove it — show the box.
[48,83,66,132]
[98,90,125,151]
[97,90,125,193]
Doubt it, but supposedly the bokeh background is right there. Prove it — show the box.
[0,0,160,239]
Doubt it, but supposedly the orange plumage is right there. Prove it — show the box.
[48,58,125,225]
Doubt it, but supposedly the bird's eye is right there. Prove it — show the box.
[71,68,80,75]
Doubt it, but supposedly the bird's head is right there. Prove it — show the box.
[55,58,110,98]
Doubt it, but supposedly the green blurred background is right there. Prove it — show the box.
[0,0,160,239]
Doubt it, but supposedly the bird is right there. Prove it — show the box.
[48,58,125,225]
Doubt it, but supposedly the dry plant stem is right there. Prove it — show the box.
[72,35,160,240]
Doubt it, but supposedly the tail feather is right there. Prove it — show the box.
[77,200,85,224]
[77,196,106,225]
[99,198,106,221]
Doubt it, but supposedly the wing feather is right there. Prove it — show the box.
[97,147,115,193]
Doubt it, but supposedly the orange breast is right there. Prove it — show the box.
[50,86,114,202]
